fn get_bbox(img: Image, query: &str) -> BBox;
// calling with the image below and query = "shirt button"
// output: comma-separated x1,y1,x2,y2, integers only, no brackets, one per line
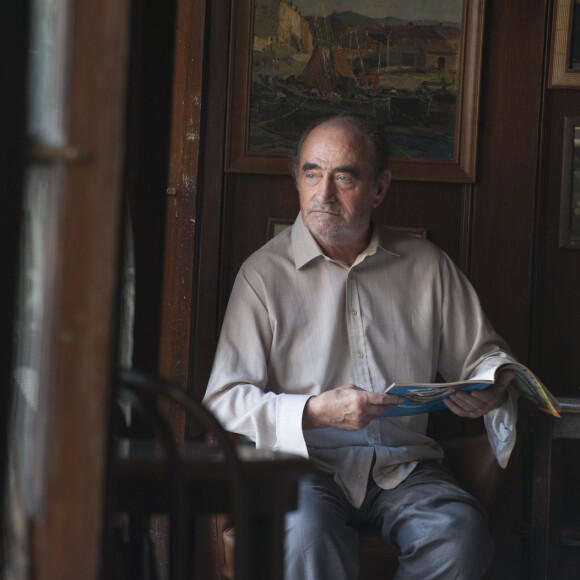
357,352,364,358
351,310,358,316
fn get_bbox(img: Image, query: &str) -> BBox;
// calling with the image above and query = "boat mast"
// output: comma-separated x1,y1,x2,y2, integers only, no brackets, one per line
354,28,364,73
320,0,333,45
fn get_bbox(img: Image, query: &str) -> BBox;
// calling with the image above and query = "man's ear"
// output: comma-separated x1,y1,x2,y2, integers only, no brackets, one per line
372,169,391,208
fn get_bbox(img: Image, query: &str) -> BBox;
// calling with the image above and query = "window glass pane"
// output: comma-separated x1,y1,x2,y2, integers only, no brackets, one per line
10,0,70,530
28,0,69,144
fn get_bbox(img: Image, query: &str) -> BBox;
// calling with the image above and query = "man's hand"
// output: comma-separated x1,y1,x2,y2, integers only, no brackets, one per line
302,385,404,430
444,370,515,418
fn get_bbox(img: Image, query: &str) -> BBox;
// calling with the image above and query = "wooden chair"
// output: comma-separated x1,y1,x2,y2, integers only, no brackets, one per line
106,370,248,580
208,433,504,580
108,370,311,580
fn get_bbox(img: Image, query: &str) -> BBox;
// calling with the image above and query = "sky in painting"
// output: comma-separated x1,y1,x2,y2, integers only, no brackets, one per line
291,0,463,23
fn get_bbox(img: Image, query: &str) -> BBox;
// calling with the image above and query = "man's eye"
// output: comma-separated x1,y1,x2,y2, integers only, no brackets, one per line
337,174,353,184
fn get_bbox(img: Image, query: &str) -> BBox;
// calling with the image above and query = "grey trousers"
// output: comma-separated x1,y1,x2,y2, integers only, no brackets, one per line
284,460,494,580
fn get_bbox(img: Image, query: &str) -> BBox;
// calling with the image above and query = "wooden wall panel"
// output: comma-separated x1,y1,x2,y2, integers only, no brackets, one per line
469,0,547,361
375,181,467,266
222,174,299,302
533,90,580,395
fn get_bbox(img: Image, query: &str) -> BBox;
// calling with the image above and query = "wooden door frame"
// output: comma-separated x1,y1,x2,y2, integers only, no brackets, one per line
159,0,225,423
3,0,131,577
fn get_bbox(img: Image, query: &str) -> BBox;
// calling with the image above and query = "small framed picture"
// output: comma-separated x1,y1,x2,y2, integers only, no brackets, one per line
549,0,580,88
559,116,580,249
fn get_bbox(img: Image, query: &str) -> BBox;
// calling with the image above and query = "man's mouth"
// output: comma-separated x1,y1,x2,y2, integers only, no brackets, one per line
310,208,340,216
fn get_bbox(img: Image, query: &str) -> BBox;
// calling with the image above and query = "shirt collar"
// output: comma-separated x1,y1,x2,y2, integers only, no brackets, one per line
291,213,400,270
291,213,324,269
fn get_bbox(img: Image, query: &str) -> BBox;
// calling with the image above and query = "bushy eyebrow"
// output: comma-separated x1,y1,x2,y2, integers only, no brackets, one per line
334,165,359,178
301,162,321,173
300,162,359,178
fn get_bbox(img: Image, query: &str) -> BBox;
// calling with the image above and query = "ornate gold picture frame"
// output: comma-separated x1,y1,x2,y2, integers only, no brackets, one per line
226,0,486,182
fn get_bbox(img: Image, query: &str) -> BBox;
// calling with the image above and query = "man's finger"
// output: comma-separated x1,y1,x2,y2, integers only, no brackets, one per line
496,370,516,386
366,392,404,406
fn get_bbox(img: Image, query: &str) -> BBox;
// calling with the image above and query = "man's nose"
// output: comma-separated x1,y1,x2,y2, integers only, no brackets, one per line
318,175,336,203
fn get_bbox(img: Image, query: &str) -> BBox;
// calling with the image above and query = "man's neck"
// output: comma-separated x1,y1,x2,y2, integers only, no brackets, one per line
313,230,371,267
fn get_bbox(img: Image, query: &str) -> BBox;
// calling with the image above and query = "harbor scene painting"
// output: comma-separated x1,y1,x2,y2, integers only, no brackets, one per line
247,0,464,161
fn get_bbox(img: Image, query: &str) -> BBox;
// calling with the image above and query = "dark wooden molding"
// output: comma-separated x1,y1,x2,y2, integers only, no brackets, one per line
459,183,475,275
158,0,208,423
0,1,30,563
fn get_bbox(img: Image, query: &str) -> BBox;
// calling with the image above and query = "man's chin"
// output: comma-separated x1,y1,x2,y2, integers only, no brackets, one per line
305,215,344,233
306,225,344,240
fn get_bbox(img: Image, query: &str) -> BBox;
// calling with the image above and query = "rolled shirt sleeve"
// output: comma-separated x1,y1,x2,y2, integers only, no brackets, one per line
484,385,518,468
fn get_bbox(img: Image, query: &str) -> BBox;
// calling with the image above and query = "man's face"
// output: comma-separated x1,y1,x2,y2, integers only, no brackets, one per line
296,122,390,248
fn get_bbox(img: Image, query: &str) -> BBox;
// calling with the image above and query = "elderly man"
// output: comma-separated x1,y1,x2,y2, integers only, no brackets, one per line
203,116,517,579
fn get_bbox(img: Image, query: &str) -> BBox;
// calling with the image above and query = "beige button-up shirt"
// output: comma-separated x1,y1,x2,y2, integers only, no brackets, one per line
204,214,517,507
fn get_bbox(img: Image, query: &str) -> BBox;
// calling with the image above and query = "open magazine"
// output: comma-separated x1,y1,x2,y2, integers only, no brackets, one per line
380,362,560,418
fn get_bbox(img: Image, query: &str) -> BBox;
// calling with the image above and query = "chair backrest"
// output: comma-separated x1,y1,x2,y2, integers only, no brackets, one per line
113,370,249,580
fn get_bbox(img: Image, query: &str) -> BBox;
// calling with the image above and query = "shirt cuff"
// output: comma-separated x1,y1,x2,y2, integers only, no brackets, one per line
274,393,312,457
483,387,518,468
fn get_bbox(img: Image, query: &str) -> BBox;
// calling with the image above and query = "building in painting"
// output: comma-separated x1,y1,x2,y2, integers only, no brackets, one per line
253,0,279,44
278,1,313,52
424,41,457,72
254,0,313,54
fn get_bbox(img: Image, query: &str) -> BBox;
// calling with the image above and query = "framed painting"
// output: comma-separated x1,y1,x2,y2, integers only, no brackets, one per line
225,0,486,182
549,0,580,88
559,116,580,249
